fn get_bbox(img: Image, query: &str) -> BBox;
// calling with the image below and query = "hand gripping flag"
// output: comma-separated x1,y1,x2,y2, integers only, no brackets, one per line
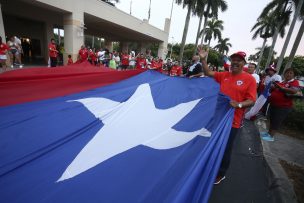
0,68,234,203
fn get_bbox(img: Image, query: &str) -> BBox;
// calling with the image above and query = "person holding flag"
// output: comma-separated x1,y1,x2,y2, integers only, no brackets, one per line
261,68,300,142
198,47,257,184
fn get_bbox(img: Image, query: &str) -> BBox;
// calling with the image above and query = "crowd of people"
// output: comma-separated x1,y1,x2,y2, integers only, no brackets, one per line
47,39,185,77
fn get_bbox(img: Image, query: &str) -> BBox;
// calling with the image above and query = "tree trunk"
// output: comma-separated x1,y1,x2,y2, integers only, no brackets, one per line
193,13,203,55
199,15,208,46
179,6,192,64
204,39,211,62
257,38,267,72
283,19,304,73
265,28,279,69
276,0,304,73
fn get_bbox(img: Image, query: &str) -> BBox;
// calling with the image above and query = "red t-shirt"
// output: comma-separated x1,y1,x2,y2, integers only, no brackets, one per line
67,58,73,65
136,58,147,69
121,54,129,66
170,65,182,76
269,79,300,108
48,43,57,58
79,49,88,62
89,50,96,61
0,43,8,55
151,61,163,72
214,71,257,128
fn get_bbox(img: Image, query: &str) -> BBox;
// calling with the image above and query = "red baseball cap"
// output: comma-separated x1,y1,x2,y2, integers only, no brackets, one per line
230,51,246,62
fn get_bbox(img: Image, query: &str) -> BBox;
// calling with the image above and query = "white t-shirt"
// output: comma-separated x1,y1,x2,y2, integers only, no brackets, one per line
97,51,105,60
264,74,282,85
251,73,260,84
114,56,120,63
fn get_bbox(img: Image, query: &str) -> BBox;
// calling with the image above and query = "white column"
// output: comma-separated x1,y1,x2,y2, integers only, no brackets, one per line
44,22,54,62
140,42,147,54
0,4,6,42
158,18,170,59
63,12,84,64
104,39,113,52
121,42,129,53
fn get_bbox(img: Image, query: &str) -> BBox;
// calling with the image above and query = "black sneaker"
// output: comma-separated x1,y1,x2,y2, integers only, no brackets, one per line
214,176,226,185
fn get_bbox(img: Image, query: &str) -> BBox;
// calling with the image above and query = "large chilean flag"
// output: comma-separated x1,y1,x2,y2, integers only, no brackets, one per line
0,64,233,203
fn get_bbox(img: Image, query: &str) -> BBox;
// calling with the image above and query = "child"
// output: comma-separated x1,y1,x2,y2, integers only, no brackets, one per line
67,54,73,65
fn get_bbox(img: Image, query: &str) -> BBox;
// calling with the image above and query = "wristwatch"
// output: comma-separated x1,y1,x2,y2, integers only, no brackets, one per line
238,103,243,108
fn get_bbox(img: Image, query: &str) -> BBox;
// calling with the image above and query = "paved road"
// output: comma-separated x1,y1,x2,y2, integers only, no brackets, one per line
209,120,276,203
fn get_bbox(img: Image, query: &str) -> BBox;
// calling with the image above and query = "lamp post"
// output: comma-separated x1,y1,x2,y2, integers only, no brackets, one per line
148,0,152,21
130,0,132,15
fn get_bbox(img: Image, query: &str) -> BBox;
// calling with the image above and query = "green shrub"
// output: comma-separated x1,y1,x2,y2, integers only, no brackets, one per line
283,99,304,132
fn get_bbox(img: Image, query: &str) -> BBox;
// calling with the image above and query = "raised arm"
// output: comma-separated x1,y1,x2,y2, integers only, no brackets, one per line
197,47,215,77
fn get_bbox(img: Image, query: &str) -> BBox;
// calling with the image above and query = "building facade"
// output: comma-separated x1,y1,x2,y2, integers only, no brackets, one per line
0,0,169,64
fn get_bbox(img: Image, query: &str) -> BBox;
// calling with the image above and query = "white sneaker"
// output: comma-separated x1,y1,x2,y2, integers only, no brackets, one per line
19,65,23,68
10,65,14,68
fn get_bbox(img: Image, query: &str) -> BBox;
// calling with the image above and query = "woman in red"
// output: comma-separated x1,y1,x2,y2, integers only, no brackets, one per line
261,68,300,141
135,53,147,69
170,61,182,76
0,36,9,71
121,52,129,70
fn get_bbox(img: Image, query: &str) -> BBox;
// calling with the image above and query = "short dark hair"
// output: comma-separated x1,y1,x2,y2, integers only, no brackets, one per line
284,68,297,76
68,54,72,58
51,38,55,41
249,63,257,69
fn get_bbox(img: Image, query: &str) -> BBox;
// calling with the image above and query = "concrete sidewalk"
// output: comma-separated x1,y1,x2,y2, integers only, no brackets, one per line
256,118,303,203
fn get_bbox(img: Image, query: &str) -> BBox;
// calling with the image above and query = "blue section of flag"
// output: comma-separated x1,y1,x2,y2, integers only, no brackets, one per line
262,81,272,97
0,71,233,203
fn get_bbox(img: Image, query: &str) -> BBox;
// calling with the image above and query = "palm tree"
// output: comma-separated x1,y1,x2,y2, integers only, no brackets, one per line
277,0,304,72
284,1,304,72
176,0,197,64
254,46,277,69
214,37,231,55
251,11,276,70
259,0,293,69
193,1,206,55
203,18,223,47
199,0,228,46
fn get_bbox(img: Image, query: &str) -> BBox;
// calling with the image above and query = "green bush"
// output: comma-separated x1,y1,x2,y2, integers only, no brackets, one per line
283,99,304,132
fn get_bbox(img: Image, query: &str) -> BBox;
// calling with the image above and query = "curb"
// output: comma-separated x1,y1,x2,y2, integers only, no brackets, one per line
255,119,297,203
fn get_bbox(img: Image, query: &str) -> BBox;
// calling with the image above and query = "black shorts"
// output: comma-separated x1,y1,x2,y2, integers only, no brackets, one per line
121,65,128,70
269,105,292,130
10,49,17,55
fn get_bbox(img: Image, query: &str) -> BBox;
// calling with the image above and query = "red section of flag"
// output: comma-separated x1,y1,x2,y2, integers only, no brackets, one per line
0,62,144,107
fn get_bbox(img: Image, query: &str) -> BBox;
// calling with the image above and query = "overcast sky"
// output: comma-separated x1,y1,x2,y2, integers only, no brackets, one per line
116,0,303,57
